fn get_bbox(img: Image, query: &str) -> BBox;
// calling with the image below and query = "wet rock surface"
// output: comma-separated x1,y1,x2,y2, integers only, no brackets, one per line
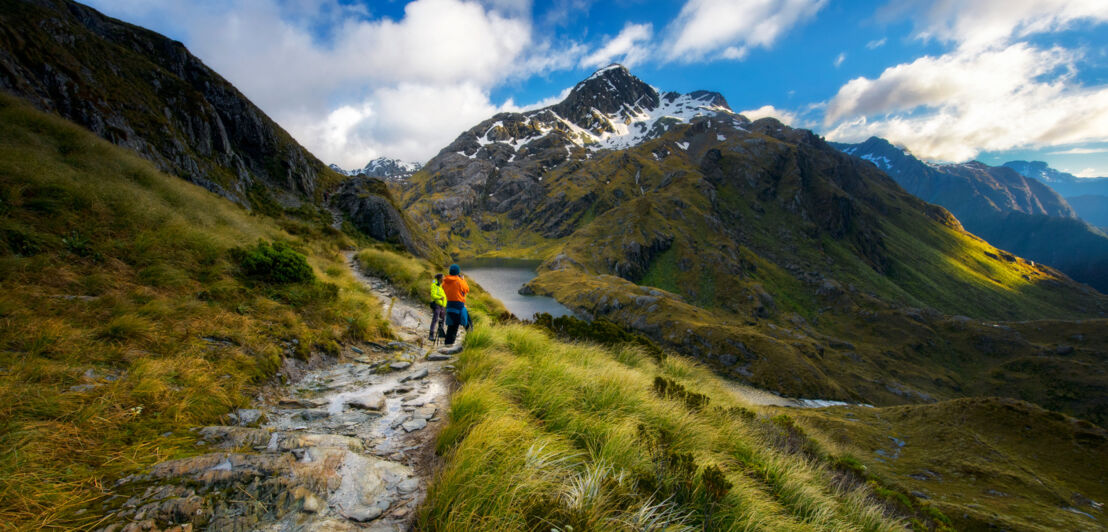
96,254,462,531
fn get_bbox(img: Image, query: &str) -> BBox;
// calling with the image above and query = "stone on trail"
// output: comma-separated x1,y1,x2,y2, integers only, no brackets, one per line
279,397,324,409
389,361,412,371
296,409,330,421
230,409,263,426
439,344,463,355
346,392,386,412
401,368,429,382
401,418,427,432
425,353,452,361
413,405,437,420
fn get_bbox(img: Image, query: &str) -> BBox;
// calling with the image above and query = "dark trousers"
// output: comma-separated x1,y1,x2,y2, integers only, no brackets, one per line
429,304,446,339
444,301,468,345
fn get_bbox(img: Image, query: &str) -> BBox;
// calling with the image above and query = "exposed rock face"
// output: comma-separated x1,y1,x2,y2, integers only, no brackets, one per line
0,0,337,209
329,177,437,259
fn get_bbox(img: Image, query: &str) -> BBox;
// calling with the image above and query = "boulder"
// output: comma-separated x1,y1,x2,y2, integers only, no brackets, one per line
346,392,386,412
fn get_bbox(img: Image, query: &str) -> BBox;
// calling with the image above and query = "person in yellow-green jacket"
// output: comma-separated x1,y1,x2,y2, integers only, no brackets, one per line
429,273,447,341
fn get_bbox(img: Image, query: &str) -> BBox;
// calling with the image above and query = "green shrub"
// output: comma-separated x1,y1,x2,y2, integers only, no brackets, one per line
533,313,665,360
232,240,314,284
652,375,710,410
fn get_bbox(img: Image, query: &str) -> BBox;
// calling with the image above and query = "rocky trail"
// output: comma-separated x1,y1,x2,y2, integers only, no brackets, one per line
98,255,462,531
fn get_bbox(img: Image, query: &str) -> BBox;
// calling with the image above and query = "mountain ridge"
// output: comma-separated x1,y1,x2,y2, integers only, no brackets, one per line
1005,159,1108,228
833,137,1108,292
329,157,423,181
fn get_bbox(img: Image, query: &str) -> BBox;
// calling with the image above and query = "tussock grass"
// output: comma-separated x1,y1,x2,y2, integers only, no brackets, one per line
355,246,508,321
0,94,389,527
420,322,911,531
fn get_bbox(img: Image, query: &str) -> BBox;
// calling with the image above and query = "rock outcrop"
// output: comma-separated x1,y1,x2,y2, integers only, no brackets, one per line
0,0,337,209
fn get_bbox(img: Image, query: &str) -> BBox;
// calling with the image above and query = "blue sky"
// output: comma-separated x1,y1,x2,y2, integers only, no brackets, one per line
85,0,1108,176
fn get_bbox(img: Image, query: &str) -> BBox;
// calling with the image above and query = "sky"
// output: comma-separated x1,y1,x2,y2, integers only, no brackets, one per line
84,0,1108,177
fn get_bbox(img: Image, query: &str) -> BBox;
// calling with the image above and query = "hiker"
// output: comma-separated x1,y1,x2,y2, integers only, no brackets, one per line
429,273,447,341
441,264,471,346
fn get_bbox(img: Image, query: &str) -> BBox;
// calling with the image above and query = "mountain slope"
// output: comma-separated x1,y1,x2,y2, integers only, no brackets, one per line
0,0,444,261
1004,160,1108,227
402,65,1108,423
834,138,1108,292
0,93,391,527
0,0,336,210
834,138,1075,220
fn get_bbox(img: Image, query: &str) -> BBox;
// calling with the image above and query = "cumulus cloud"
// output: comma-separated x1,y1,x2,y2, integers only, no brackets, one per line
740,104,799,126
823,43,1108,161
579,22,653,69
663,0,826,62
86,0,587,167
888,0,1108,49
1071,167,1106,177
1049,147,1108,155
821,1,1108,162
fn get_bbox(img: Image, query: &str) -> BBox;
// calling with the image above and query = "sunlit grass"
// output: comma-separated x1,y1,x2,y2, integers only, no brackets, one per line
419,321,912,531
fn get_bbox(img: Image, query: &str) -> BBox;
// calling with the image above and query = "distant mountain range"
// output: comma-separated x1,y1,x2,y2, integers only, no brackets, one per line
329,157,422,181
1003,160,1108,228
832,138,1108,292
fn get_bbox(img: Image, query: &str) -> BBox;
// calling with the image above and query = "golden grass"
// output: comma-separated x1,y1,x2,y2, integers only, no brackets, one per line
0,93,389,528
419,321,912,531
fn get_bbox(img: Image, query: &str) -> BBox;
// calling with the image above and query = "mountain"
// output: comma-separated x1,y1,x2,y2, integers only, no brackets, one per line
833,138,1108,292
0,0,439,259
1004,160,1108,227
833,138,1075,220
402,65,1108,425
329,157,423,181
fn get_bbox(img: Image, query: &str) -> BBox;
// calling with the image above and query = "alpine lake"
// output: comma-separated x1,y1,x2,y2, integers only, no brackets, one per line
457,258,574,320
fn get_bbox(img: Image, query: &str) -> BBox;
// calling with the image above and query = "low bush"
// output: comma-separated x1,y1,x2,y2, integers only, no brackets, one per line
232,240,314,284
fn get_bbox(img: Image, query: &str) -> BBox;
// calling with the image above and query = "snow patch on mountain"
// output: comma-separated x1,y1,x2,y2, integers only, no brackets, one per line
329,157,422,180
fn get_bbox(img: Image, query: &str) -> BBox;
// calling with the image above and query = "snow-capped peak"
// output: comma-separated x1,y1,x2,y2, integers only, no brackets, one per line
329,157,422,181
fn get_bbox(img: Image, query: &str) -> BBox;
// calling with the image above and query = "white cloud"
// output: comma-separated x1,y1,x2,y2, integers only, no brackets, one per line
1072,167,1106,177
891,0,1108,49
579,23,653,69
833,52,845,67
865,37,886,49
823,42,1108,161
663,0,827,62
85,0,588,168
740,104,799,126
1048,147,1108,155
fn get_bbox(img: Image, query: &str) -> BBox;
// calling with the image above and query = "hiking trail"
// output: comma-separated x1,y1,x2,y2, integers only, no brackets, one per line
97,253,462,531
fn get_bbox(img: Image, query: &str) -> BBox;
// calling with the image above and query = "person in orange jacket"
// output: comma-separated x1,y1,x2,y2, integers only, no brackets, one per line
441,264,471,346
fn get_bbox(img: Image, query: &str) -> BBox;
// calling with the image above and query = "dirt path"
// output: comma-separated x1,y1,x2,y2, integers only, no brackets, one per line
97,255,461,532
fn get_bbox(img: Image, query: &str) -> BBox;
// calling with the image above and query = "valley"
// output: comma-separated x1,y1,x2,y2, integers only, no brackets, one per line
2,0,1107,530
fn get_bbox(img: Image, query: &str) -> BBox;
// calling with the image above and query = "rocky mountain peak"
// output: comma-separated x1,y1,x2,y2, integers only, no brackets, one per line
551,64,661,130
330,157,422,181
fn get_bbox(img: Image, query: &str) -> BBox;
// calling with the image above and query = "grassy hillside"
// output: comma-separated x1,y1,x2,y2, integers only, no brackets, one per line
420,321,925,531
791,399,1108,531
0,94,391,528
413,314,1106,531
